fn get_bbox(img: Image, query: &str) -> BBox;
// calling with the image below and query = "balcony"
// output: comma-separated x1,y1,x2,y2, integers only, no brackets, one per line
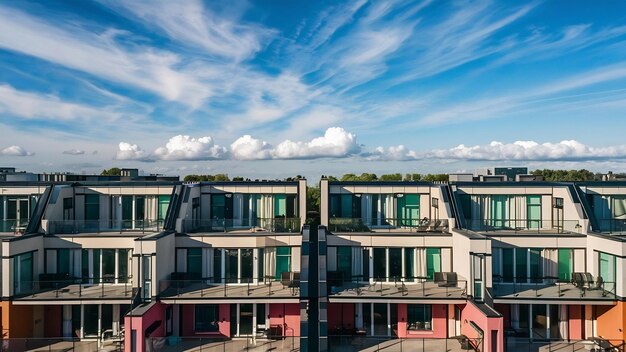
596,218,626,235
492,274,616,302
328,218,449,233
45,219,164,234
181,218,301,234
159,273,301,300
465,219,583,234
0,219,28,234
327,273,467,301
13,275,134,302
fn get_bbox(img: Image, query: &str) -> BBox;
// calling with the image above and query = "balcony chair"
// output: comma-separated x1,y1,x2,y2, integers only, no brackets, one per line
289,272,300,295
435,272,458,287
280,272,291,289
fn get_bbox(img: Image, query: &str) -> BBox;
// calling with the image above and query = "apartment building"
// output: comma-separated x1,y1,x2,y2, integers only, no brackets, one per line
1,177,625,352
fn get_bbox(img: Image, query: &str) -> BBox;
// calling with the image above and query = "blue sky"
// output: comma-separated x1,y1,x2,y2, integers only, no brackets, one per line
1,0,626,179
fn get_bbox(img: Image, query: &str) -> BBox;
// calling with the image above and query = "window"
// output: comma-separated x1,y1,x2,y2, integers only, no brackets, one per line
527,196,541,229
329,194,361,218
63,198,73,220
122,196,133,228
502,248,514,283
13,252,34,294
275,247,291,280
213,249,222,283
426,248,441,280
473,255,483,300
490,196,507,227
241,249,253,282
404,248,415,282
407,304,432,330
119,249,129,283
515,248,528,282
337,247,352,281
195,305,220,332
398,194,420,226
557,249,572,282
187,248,202,275
599,252,616,292
157,195,170,221
225,249,238,283
373,248,386,279
84,194,100,221
57,248,71,275
389,248,402,279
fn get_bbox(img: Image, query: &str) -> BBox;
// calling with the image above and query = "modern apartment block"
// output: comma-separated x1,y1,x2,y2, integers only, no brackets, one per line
1,176,625,351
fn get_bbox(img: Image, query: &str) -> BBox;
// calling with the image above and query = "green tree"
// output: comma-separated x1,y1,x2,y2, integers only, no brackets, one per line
100,167,122,176
379,173,402,181
421,174,449,182
404,173,422,181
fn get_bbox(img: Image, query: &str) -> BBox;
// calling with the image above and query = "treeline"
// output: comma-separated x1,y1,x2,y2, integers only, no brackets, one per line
331,173,449,182
183,174,305,182
530,169,605,182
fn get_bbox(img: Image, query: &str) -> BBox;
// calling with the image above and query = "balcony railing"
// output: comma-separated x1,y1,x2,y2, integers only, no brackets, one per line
0,219,28,233
596,218,626,234
13,275,133,299
46,219,164,234
465,219,582,234
146,336,483,352
328,218,449,233
182,218,301,233
492,275,616,300
159,273,301,298
327,274,468,299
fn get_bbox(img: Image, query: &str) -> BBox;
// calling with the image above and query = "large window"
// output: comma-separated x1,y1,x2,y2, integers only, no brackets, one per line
407,304,432,330
275,247,291,280
195,305,220,332
499,248,544,283
398,194,420,226
599,252,616,292
373,248,386,279
84,194,100,221
426,248,441,280
337,247,352,281
329,194,360,218
157,195,170,221
527,196,541,229
187,248,202,275
557,249,572,282
13,251,34,294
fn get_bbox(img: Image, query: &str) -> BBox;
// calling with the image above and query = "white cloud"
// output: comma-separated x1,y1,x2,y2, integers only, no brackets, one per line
153,135,227,161
0,84,117,121
371,140,626,162
115,142,149,161
98,0,274,62
0,6,210,107
1,145,34,156
272,127,360,159
230,135,272,160
62,149,86,155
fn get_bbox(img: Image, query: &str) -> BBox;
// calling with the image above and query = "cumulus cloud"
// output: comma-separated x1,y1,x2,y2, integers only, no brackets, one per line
228,127,362,160
153,135,227,161
115,142,150,161
1,145,34,156
230,135,272,160
272,127,361,159
370,140,626,162
62,149,85,155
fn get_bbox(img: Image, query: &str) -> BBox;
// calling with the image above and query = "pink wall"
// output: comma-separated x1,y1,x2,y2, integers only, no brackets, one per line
328,304,355,332
397,304,448,338
569,305,583,340
269,303,300,337
181,304,229,337
460,302,504,352
124,302,166,352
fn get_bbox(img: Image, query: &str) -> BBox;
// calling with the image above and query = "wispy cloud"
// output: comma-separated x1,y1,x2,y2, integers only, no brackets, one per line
62,149,86,155
0,5,210,107
97,0,275,62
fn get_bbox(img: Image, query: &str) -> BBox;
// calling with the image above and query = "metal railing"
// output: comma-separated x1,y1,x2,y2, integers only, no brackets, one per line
159,274,300,298
182,218,301,233
492,275,616,299
46,219,164,234
465,219,583,234
597,218,626,234
328,218,449,233
327,274,468,298
0,219,28,233
13,275,133,298
0,338,101,352
145,336,483,352
505,337,625,352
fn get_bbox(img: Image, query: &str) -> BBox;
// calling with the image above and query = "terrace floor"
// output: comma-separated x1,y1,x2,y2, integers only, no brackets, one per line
493,282,616,302
329,281,467,301
159,281,299,301
14,283,133,304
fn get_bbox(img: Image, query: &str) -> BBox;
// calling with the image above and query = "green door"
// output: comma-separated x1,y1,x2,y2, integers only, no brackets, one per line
557,249,572,282
426,248,441,280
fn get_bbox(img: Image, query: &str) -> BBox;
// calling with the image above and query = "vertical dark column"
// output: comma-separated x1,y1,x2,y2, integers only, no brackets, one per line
300,225,329,351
